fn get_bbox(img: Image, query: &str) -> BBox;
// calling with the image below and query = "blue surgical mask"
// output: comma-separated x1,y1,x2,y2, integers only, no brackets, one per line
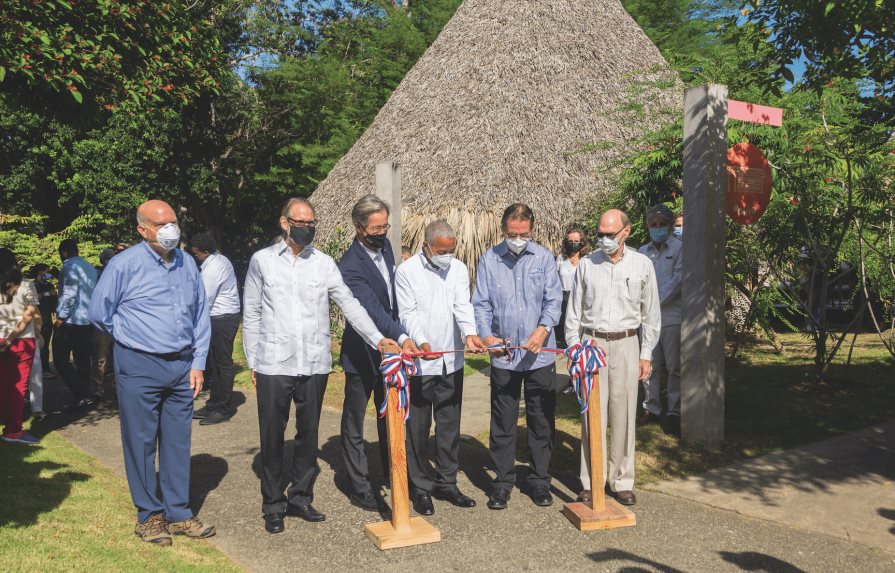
673,226,683,238
650,227,670,244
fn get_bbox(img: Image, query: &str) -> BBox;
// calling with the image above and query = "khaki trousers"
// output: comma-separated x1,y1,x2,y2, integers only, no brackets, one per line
579,334,639,492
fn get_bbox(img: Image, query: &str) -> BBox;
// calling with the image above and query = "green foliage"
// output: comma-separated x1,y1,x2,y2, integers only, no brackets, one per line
0,0,227,110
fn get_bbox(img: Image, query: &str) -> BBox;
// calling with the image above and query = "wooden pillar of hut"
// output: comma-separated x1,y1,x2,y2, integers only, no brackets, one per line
376,162,403,252
681,84,727,448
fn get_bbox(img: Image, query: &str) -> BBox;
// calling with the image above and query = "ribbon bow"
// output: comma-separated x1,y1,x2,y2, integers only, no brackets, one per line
564,340,608,413
486,338,516,363
378,352,416,422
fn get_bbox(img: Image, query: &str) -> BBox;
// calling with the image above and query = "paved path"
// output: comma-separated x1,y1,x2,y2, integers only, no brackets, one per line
46,382,894,573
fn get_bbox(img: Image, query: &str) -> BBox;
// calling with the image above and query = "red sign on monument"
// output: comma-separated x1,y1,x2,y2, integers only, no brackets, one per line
726,142,772,225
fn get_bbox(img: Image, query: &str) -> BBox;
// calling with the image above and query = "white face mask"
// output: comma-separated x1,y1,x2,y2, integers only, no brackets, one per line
598,236,620,255
506,237,528,254
425,244,453,270
673,226,683,238
155,223,181,253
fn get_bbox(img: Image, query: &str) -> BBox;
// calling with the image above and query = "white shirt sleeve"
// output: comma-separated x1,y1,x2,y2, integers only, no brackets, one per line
564,259,585,347
200,255,223,312
640,261,662,360
241,254,263,370
395,263,429,346
451,265,477,338
326,258,383,348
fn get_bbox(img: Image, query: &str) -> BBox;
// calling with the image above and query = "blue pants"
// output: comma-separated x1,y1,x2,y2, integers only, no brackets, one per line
114,343,194,524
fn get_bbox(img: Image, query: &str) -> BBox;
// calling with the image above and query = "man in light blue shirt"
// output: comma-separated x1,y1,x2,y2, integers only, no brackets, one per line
88,199,214,546
53,238,98,409
472,203,562,510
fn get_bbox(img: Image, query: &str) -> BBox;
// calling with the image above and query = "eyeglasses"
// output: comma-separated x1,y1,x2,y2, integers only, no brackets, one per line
505,233,532,240
365,224,391,234
595,228,625,239
287,217,318,228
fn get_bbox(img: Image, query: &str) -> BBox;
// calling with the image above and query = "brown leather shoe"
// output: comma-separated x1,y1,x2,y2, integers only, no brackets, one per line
576,490,592,503
167,516,216,539
614,490,637,505
134,513,172,546
636,412,660,426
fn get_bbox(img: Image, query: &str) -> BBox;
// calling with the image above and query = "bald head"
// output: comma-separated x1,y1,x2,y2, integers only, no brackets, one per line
598,209,630,232
136,200,176,226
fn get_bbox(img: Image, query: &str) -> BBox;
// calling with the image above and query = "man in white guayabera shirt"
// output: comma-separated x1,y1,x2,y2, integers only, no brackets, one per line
565,208,660,507
242,197,399,535
395,220,487,517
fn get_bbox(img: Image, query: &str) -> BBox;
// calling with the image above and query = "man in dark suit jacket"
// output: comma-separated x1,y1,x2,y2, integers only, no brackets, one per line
339,194,420,512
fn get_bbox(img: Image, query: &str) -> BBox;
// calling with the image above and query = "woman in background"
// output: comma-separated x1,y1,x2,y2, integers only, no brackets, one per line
555,223,589,348
0,249,40,444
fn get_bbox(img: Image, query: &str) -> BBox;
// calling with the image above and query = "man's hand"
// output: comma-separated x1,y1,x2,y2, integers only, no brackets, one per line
483,336,506,358
638,359,652,381
250,369,256,387
401,338,420,355
53,318,65,329
522,326,549,354
377,338,401,355
418,342,440,360
189,369,204,398
465,335,487,353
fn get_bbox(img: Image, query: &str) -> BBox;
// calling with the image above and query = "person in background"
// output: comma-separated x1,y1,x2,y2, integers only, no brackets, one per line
338,194,420,512
91,248,117,400
638,205,683,435
472,203,563,510
189,232,242,426
673,211,683,238
88,199,214,546
555,223,589,349
24,267,49,420
0,249,40,444
54,238,98,410
31,264,57,379
565,208,660,507
401,245,412,262
395,220,487,516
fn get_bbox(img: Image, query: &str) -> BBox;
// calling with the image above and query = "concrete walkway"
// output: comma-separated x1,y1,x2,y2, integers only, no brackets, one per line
43,381,894,573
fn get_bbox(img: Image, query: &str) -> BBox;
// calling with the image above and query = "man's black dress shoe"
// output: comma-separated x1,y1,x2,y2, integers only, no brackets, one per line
412,493,434,516
433,487,476,508
487,489,510,510
287,505,326,522
264,512,285,533
192,406,209,420
199,411,231,425
350,491,380,512
530,486,553,507
614,490,637,506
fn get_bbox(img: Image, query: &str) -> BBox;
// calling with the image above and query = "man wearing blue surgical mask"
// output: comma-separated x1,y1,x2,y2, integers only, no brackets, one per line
637,204,682,436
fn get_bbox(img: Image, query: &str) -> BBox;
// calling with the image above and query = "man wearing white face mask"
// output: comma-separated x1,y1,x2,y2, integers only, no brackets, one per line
89,199,214,546
565,208,660,507
395,220,487,516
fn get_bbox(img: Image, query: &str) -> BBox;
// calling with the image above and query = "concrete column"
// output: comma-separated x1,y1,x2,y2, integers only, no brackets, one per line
376,162,402,252
681,84,727,448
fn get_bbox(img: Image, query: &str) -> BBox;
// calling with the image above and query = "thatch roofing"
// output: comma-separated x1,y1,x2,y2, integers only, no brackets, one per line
310,0,679,267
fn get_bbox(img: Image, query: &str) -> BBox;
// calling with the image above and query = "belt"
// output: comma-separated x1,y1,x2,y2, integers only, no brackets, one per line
117,342,192,361
584,328,638,341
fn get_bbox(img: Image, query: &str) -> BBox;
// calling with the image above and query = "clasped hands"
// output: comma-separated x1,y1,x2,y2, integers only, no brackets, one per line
483,326,548,358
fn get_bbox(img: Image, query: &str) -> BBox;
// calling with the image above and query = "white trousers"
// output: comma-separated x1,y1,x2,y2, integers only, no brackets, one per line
642,324,682,417
29,349,43,413
579,335,639,492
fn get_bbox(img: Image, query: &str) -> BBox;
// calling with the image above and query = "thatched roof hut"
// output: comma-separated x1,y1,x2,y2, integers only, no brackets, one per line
310,0,679,267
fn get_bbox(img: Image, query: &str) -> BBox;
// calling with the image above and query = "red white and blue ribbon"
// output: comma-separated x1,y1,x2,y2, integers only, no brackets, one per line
563,340,607,413
485,338,516,363
378,352,416,422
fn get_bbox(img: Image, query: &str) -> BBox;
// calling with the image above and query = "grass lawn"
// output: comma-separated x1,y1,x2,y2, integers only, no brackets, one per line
0,425,242,573
492,332,895,486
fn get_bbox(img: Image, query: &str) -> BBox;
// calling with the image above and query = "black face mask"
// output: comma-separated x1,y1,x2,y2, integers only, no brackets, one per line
366,233,387,249
563,240,583,255
289,225,316,248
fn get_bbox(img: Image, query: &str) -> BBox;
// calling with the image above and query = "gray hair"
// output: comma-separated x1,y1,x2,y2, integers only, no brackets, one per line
424,219,456,245
351,194,390,227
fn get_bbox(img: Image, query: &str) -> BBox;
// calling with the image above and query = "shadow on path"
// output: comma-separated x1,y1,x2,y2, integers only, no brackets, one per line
719,551,808,573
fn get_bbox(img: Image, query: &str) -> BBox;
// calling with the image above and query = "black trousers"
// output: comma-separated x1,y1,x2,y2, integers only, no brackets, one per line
556,291,570,348
490,364,556,492
256,372,328,514
39,315,53,371
340,370,389,496
406,368,464,495
205,313,241,415
53,323,94,403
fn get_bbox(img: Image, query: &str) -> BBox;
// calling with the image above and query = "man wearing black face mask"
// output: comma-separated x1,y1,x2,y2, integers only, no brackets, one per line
189,232,241,425
338,194,421,513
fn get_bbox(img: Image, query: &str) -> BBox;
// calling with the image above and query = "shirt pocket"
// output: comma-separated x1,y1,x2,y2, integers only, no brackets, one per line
624,274,643,304
261,333,296,363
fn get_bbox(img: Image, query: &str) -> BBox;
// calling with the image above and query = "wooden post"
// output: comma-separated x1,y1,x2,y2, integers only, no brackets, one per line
364,387,441,550
681,84,727,448
562,373,636,530
375,162,402,252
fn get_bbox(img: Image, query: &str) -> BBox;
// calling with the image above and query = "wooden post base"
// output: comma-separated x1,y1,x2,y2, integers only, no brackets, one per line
364,516,442,550
562,498,636,531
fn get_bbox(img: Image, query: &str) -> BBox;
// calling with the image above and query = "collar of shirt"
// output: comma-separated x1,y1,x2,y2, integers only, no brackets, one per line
276,241,313,263
493,239,535,259
140,241,182,269
200,251,218,270
419,252,451,276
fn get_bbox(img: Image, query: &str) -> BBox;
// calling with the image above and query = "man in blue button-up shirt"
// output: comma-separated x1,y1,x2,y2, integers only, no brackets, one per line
472,203,562,510
88,199,214,546
53,238,98,408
